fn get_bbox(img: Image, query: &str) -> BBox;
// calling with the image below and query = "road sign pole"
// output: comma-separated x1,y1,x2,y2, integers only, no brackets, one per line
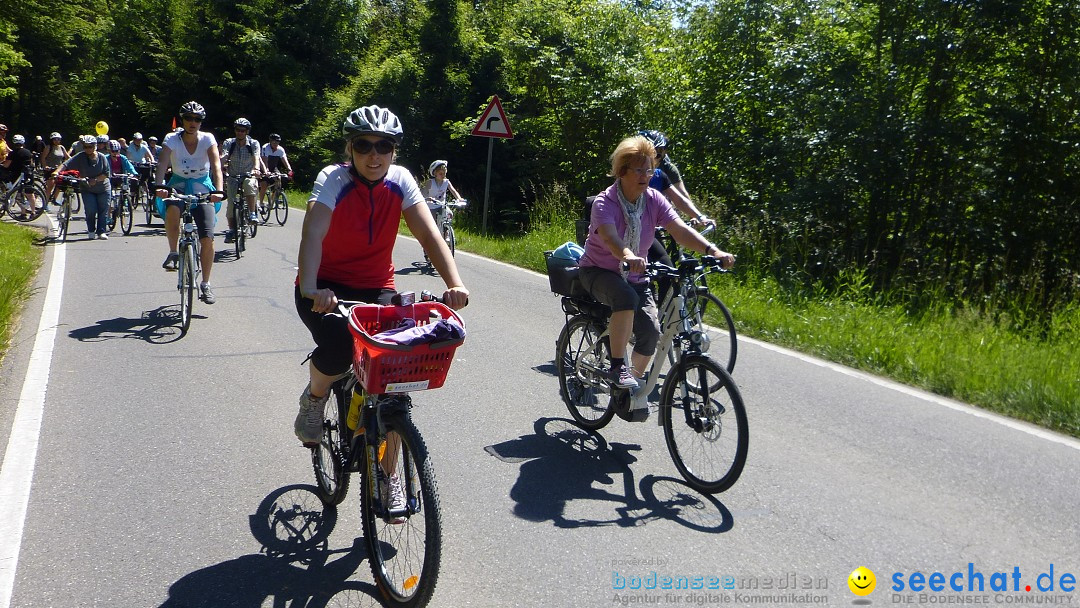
482,138,493,236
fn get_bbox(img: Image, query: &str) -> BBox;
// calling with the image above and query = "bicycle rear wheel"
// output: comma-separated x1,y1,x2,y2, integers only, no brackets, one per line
258,191,272,224
313,379,352,505
120,195,134,234
178,243,196,334
362,409,441,608
556,316,614,430
275,190,289,225
660,355,748,494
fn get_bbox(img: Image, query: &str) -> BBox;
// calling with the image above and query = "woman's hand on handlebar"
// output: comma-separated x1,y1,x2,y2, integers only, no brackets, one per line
622,253,647,275
304,287,340,314
441,286,470,310
209,192,224,203
707,247,735,270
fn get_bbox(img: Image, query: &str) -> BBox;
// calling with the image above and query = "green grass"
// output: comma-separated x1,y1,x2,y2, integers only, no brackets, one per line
412,222,1080,439
0,222,44,362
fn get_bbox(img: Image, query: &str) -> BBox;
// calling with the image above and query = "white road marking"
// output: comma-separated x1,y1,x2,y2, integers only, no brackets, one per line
0,233,65,608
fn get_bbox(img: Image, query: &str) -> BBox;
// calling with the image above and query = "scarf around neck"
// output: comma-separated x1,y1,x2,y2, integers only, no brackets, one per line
616,182,645,278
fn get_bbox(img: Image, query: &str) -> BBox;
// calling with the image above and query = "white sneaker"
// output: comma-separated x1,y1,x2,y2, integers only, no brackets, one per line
98,232,109,240
379,471,407,524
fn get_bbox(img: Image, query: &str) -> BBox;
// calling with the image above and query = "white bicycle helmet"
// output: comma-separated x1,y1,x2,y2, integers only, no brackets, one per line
429,160,448,175
343,105,403,144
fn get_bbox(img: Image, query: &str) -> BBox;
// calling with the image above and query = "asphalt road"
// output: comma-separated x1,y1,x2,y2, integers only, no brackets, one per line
1,206,1078,608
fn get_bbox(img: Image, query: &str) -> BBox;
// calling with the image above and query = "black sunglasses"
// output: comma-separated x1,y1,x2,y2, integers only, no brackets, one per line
182,115,203,122
352,139,395,155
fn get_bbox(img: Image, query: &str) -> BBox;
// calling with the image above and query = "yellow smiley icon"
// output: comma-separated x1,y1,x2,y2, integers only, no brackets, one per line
848,567,876,596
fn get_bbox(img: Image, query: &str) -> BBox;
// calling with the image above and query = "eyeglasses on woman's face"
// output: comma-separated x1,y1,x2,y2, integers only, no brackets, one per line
351,138,395,155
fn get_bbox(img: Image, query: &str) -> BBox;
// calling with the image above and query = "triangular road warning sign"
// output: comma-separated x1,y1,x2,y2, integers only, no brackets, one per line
471,95,514,139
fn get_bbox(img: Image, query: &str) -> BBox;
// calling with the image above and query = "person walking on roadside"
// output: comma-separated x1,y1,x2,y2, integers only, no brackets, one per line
57,134,111,239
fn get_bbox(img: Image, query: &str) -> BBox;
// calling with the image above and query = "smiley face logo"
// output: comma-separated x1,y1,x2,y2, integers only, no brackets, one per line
848,567,876,596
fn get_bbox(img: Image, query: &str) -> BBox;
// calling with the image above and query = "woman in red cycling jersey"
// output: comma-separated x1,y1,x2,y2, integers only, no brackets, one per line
294,105,470,445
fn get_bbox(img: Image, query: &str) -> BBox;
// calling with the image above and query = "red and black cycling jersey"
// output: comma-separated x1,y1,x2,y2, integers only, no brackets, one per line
306,163,424,290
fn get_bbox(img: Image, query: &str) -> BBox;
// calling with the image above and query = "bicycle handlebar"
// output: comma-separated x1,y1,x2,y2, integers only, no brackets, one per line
332,290,462,318
157,187,227,203
426,198,467,208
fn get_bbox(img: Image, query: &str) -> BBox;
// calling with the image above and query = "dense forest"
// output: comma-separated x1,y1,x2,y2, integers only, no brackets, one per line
4,0,1079,320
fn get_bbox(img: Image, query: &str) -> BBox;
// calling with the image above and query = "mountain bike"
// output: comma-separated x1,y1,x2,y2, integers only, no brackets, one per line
549,254,748,494
422,198,467,264
257,172,290,226
53,171,85,242
107,174,137,235
311,291,466,607
226,172,257,258
161,189,223,334
655,224,738,373
1,171,46,222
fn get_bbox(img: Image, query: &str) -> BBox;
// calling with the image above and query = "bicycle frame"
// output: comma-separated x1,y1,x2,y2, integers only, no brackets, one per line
568,263,704,414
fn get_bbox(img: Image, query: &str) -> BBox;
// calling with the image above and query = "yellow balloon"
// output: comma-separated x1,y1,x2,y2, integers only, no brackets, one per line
95,121,109,135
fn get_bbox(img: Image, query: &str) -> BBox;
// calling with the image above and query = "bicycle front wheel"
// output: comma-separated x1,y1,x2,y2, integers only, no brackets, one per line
178,243,196,334
556,316,614,430
275,190,289,225
144,187,156,226
362,409,441,608
442,225,455,257
660,355,748,494
233,205,245,258
70,191,81,213
120,196,134,235
11,187,46,222
313,379,351,505
57,200,71,241
685,290,738,374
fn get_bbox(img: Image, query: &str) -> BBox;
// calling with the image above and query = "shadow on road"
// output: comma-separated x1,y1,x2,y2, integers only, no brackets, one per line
398,261,437,276
485,417,733,532
68,306,192,344
158,484,382,608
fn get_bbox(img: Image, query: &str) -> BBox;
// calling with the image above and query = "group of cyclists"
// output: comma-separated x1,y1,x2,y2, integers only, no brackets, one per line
6,100,736,526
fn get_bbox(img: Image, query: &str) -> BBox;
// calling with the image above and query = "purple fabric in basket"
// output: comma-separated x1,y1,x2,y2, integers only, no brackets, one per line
372,318,465,345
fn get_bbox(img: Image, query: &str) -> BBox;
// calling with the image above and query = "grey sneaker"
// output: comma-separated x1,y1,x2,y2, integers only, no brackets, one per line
199,283,216,304
162,252,179,271
87,231,97,240
379,471,407,524
295,386,328,445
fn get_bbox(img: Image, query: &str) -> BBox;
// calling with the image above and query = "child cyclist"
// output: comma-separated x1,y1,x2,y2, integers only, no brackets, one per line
422,159,462,202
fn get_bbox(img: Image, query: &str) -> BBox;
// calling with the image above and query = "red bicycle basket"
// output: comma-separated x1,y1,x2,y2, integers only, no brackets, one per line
348,302,465,394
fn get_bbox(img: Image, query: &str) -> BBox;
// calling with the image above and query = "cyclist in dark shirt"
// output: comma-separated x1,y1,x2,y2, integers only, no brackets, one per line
1,135,41,214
